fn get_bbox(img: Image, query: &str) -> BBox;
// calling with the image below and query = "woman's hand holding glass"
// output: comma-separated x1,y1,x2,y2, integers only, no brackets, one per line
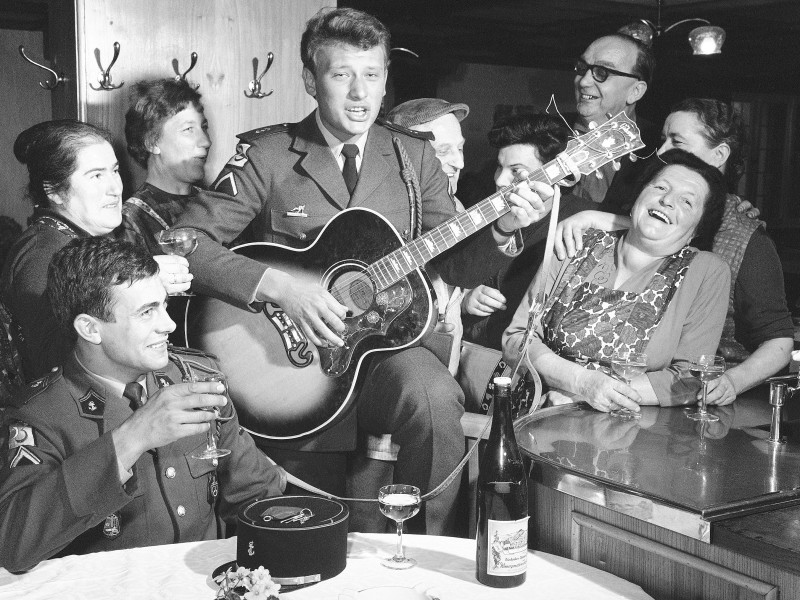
156,228,197,296
575,366,642,414
153,254,192,295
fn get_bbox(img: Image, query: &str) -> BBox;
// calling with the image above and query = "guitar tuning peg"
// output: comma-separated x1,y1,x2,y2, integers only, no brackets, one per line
588,120,598,131
612,160,621,171
629,154,638,162
595,170,604,180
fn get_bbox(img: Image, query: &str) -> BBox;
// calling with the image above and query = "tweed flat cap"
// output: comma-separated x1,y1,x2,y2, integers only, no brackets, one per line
386,98,470,128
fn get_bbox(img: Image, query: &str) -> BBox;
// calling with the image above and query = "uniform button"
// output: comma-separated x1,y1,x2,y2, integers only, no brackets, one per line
212,459,218,467
177,505,186,517
165,467,176,479
298,233,307,240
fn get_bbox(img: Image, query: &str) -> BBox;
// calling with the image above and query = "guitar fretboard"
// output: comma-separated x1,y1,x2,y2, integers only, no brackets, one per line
367,156,574,293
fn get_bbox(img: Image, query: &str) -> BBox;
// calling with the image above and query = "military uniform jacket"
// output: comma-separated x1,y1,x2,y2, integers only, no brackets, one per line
0,350,284,573
175,112,514,310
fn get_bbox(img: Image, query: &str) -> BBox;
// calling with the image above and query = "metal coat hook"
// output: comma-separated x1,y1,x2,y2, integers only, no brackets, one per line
244,52,275,98
90,42,124,91
174,52,199,88
18,45,67,90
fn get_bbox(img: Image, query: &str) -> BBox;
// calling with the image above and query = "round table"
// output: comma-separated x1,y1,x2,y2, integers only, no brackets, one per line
0,533,652,599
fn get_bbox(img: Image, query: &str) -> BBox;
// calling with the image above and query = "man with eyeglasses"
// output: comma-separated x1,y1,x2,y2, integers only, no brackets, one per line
570,33,655,211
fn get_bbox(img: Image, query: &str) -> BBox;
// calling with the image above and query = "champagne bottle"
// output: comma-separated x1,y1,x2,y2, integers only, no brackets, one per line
476,376,528,587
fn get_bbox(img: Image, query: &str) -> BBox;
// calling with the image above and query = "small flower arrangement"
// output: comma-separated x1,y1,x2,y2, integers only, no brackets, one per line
214,565,281,600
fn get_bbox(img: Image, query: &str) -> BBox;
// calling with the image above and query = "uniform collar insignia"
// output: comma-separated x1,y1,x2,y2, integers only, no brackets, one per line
154,372,174,389
78,388,105,420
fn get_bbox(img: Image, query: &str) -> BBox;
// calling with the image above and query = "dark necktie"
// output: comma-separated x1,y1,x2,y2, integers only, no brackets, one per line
341,144,360,197
123,382,145,411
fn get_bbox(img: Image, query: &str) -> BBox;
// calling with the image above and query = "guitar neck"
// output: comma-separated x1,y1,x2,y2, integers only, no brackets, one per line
367,156,574,292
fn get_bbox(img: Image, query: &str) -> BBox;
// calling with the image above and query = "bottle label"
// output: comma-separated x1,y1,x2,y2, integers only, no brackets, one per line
486,517,529,576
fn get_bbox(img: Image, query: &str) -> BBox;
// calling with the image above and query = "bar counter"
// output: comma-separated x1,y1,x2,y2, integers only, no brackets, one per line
515,385,800,599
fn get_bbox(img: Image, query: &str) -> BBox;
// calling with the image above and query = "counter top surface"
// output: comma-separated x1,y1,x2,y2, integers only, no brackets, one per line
515,388,800,532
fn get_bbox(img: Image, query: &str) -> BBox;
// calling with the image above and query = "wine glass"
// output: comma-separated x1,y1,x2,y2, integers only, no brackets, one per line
378,484,421,569
157,228,198,296
687,354,725,422
191,373,233,460
610,350,647,420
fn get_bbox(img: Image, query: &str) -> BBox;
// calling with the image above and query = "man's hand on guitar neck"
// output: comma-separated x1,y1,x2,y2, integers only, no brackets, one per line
492,180,555,242
257,268,348,348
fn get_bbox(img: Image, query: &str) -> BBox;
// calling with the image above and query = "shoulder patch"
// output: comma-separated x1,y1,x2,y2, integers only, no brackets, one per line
10,445,41,468
375,117,434,141
213,172,238,197
77,389,105,420
8,421,35,450
237,122,294,143
225,142,252,169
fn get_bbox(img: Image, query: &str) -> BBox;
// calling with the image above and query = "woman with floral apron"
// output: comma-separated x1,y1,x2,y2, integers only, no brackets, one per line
503,150,732,413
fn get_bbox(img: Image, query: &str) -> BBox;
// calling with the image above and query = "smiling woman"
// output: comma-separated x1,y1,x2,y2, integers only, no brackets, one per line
0,120,123,382
503,149,730,413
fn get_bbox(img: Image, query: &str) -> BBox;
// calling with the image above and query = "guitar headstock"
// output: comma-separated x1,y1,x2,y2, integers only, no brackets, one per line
564,112,646,177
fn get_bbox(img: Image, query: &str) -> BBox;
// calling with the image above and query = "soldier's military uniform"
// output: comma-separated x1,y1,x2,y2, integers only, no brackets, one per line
0,348,285,573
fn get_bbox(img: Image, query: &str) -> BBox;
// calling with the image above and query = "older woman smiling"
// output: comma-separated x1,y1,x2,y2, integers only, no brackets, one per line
503,149,730,413
1,120,190,381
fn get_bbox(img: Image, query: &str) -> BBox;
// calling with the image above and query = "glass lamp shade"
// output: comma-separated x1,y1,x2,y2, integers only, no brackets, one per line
619,21,655,47
688,25,725,55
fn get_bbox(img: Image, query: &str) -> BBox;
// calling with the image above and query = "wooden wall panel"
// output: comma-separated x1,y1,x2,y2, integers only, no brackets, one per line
0,29,53,227
73,0,332,194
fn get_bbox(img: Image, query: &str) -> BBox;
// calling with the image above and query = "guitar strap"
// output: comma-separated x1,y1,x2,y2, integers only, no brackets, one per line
391,136,422,241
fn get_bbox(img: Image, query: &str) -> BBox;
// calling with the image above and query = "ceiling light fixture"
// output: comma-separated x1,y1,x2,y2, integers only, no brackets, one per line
620,0,725,55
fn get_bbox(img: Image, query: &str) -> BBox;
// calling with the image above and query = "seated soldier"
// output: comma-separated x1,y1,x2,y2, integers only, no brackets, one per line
0,237,284,573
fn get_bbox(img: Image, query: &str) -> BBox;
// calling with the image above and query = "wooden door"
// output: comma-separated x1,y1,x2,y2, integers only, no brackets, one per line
73,0,332,193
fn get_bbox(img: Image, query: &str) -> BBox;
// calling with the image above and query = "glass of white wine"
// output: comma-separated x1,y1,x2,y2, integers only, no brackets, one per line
610,350,647,420
157,228,198,296
687,354,725,422
191,373,233,460
378,484,421,569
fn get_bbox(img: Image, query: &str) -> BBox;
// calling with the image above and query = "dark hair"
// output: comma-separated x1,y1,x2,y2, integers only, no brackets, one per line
633,149,726,251
669,97,745,190
125,78,204,168
487,113,570,163
14,120,114,208
47,237,159,338
604,33,655,85
301,7,390,74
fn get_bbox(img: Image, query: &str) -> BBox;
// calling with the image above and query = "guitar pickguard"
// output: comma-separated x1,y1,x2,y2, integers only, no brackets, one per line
263,302,314,368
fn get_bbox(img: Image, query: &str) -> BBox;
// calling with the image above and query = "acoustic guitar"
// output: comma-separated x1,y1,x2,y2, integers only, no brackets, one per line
186,112,644,440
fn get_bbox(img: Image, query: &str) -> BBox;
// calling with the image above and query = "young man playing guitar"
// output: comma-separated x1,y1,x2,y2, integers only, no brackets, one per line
175,7,550,534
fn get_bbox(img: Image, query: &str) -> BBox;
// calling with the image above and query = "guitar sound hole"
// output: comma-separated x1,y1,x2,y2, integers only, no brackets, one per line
330,271,374,316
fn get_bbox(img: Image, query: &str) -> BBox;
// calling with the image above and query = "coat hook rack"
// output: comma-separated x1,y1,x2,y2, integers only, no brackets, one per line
18,45,67,90
244,52,275,98
90,42,124,91
174,52,199,88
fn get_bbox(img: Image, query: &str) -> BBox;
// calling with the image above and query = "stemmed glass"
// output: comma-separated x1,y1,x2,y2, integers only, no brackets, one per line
157,228,198,296
190,373,233,460
687,354,725,422
610,350,647,420
378,484,421,569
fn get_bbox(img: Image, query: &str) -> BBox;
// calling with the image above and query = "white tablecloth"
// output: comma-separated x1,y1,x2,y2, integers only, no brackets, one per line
0,533,653,600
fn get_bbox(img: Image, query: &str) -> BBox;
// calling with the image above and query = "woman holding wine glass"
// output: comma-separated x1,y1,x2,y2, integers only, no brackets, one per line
503,150,731,414
0,120,191,381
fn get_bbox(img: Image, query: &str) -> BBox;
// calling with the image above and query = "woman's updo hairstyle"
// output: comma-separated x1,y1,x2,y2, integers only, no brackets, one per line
14,119,114,208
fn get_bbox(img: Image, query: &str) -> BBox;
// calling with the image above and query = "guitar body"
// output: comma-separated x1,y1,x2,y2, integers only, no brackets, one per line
186,208,436,440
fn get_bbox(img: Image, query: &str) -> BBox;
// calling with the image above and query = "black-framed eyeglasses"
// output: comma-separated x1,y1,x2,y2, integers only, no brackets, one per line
574,58,640,83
